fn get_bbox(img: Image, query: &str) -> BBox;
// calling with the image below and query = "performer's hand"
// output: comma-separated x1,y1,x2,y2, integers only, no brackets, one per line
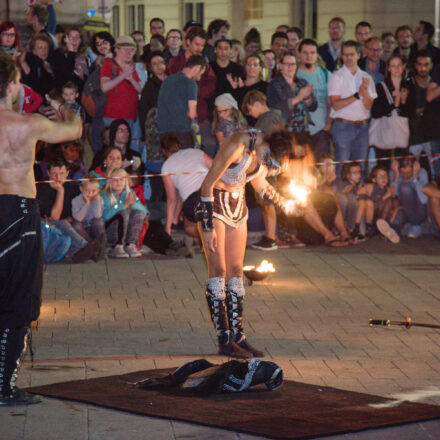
202,230,217,253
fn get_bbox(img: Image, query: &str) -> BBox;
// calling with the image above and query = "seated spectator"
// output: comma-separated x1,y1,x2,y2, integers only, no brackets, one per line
37,157,100,263
334,161,363,233
161,134,212,255
212,93,246,145
390,155,428,238
71,175,106,261
355,165,401,243
101,168,148,258
422,176,440,238
58,140,86,181
316,156,337,194
90,146,124,187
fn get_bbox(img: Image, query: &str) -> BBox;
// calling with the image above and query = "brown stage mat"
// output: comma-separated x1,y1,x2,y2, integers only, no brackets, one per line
26,367,440,439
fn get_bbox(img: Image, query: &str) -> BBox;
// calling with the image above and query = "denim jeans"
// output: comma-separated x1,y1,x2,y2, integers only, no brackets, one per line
397,182,427,226
331,120,369,177
72,218,106,242
49,219,87,256
430,138,440,178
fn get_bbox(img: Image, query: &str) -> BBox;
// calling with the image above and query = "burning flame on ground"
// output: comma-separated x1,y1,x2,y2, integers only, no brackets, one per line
244,260,275,273
289,181,309,205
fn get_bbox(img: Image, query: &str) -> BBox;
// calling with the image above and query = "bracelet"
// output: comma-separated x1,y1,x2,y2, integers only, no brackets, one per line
200,196,214,202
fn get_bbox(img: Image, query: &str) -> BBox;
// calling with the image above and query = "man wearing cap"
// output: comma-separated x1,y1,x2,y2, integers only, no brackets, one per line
100,36,142,135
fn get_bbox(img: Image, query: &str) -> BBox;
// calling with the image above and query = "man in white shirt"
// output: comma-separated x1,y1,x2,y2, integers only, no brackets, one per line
328,40,377,176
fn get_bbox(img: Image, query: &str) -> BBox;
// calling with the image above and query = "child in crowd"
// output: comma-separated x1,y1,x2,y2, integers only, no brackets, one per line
354,165,401,243
212,93,246,144
62,81,86,137
334,161,363,233
101,168,148,258
58,140,86,181
71,175,107,261
90,146,124,187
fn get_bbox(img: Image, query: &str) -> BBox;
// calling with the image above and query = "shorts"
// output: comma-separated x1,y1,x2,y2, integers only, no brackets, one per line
0,195,43,328
213,188,248,228
183,191,199,223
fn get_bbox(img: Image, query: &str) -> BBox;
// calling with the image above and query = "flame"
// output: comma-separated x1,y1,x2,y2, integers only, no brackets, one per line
289,181,309,205
244,260,275,273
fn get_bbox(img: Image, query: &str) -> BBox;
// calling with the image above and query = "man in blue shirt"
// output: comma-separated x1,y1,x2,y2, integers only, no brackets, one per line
358,37,386,85
157,55,206,149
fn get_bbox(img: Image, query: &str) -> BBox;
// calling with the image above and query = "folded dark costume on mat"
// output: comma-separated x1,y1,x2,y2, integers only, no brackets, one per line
133,359,283,395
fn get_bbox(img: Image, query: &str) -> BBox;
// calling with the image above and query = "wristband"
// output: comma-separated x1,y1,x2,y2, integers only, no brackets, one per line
353,92,360,100
200,196,214,202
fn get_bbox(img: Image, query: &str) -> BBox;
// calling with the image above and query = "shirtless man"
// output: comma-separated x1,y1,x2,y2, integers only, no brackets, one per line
0,55,82,406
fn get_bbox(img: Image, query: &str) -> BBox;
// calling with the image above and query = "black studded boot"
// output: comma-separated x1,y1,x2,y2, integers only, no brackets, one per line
0,327,41,406
205,277,252,359
225,277,265,358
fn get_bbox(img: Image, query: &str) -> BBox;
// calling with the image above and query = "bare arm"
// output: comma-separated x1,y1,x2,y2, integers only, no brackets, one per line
330,94,358,111
187,100,197,120
29,106,82,145
426,82,440,103
50,184,65,221
162,175,178,235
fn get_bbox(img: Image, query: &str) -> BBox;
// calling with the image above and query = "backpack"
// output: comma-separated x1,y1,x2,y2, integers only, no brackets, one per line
81,60,116,119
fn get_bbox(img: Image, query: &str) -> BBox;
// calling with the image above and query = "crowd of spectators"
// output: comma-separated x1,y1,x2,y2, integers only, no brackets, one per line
2,2,440,261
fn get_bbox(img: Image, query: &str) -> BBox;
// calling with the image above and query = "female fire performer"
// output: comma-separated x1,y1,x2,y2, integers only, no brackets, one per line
196,130,301,359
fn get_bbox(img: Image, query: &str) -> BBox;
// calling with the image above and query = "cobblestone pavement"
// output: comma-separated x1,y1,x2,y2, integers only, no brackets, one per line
2,236,440,439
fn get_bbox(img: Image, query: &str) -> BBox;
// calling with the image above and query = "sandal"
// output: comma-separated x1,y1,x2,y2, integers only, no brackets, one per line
325,238,349,247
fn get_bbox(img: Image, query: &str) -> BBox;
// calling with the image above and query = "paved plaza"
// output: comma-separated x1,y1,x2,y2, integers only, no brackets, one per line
2,236,440,439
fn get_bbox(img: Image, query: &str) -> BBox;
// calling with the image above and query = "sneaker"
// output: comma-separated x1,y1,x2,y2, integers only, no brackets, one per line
111,244,129,258
125,243,142,258
376,219,400,244
407,225,422,239
352,233,367,243
251,236,278,251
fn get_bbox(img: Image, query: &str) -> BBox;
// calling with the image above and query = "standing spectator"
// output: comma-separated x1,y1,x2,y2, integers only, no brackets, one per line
0,20,20,59
243,28,261,56
267,51,317,134
359,36,386,85
426,63,440,178
89,31,115,69
391,155,428,238
297,39,332,159
157,55,206,148
318,16,346,72
131,30,145,61
270,31,288,64
168,27,217,151
141,17,165,62
164,29,183,62
204,19,230,63
139,51,166,140
37,157,99,263
262,49,276,82
52,27,89,92
328,40,376,176
210,38,245,98
230,53,267,125
354,21,372,56
411,21,440,68
409,51,434,177
393,25,413,62
149,34,166,53
20,33,55,98
230,39,245,65
25,3,57,49
100,35,142,148
371,54,415,167
287,27,302,55
381,32,396,62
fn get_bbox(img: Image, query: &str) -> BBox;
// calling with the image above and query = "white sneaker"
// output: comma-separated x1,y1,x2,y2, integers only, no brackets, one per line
376,219,400,244
112,244,129,258
125,243,142,257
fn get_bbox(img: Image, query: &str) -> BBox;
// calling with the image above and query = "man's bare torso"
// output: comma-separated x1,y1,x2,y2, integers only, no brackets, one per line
0,108,37,199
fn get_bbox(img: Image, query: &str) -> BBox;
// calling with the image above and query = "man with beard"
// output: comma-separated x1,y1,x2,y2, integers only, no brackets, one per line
297,39,332,160
318,17,346,72
393,25,413,63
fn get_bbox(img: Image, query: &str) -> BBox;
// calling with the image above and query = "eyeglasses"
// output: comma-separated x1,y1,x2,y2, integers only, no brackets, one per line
246,63,260,68
282,62,296,67
96,40,109,47
68,36,81,41
1,32,15,38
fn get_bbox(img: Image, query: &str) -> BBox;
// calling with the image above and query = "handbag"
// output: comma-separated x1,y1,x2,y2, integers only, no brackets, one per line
368,81,409,150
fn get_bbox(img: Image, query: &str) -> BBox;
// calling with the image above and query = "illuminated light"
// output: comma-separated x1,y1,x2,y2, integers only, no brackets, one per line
289,181,309,205
244,260,275,273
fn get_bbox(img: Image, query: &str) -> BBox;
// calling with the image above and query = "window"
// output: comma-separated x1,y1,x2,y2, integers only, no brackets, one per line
128,5,136,34
184,2,204,27
245,0,263,20
112,6,120,38
138,5,145,33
